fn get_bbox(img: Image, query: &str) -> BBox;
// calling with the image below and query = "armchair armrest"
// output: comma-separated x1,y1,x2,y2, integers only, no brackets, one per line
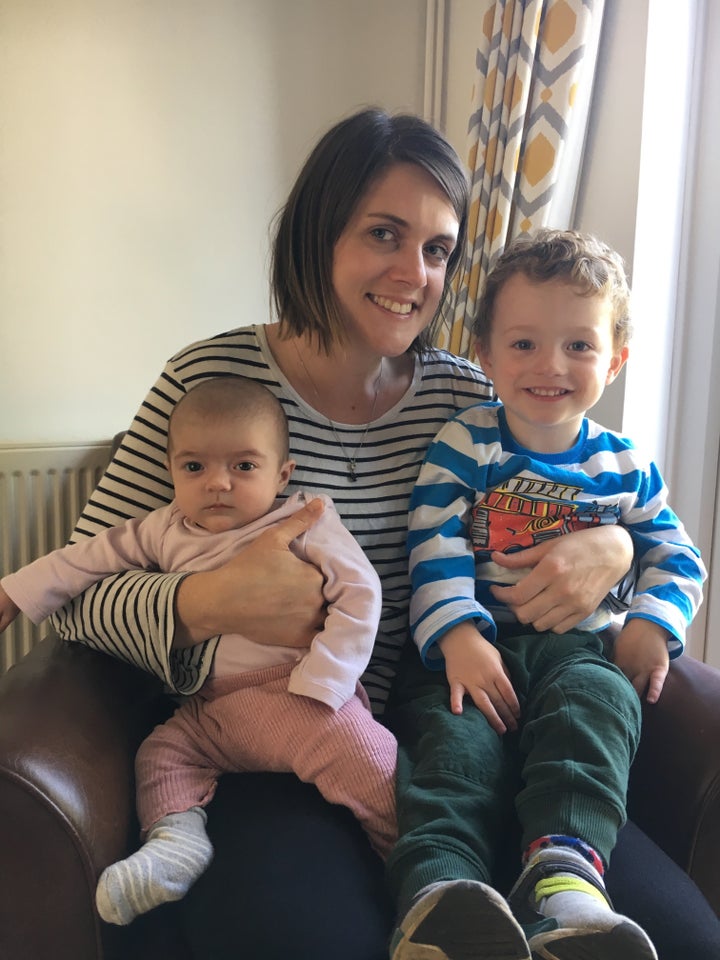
628,653,720,915
0,635,169,960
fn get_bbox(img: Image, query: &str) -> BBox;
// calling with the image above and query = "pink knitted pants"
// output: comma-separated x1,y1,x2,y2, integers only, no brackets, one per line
135,662,398,857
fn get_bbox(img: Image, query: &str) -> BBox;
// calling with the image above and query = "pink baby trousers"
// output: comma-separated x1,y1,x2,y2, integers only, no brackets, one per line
135,662,398,858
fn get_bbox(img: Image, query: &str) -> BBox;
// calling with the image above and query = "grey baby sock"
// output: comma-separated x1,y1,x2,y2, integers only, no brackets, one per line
95,806,214,925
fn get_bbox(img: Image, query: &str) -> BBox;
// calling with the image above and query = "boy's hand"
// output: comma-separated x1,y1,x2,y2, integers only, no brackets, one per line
0,585,20,633
612,619,670,703
439,622,520,734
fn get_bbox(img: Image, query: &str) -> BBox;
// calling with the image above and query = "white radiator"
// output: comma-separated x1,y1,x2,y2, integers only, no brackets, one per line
0,442,113,673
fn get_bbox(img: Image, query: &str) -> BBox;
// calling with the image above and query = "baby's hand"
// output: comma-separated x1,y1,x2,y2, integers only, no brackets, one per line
439,622,520,734
0,584,20,633
612,619,670,703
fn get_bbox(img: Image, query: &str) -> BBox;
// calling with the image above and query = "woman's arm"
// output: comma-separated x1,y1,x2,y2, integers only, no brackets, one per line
174,501,326,648
50,349,325,693
489,523,634,633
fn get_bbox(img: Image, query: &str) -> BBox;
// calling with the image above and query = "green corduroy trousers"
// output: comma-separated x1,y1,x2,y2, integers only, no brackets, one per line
385,628,642,913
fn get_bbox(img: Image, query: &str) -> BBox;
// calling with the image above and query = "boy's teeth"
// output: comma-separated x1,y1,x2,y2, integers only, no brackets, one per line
371,295,412,315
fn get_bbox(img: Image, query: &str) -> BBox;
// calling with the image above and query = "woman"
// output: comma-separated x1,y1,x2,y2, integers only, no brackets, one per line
53,108,719,959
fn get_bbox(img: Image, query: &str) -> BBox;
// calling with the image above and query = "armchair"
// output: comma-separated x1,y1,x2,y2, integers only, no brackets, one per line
0,634,719,960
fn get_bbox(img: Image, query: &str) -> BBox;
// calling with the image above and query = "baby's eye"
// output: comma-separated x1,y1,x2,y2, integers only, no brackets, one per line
183,461,203,473
512,339,533,351
235,461,256,472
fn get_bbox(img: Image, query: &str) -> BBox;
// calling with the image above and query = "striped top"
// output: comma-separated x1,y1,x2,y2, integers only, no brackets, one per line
408,401,706,666
51,324,492,715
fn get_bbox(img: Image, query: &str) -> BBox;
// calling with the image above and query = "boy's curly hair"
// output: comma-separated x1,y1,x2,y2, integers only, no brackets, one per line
473,229,632,351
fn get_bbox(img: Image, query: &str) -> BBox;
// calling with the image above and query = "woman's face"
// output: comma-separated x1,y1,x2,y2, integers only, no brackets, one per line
331,162,460,359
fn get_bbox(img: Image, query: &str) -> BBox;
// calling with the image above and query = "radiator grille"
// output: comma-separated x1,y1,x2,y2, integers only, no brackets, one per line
0,443,113,672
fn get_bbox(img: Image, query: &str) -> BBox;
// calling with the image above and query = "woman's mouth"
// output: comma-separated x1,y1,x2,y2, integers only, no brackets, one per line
368,294,415,315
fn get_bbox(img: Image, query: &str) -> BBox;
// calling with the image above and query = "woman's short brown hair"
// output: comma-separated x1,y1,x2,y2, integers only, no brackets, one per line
271,107,469,355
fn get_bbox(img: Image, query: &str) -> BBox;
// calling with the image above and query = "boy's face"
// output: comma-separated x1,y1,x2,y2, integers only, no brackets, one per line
167,412,294,533
476,274,628,453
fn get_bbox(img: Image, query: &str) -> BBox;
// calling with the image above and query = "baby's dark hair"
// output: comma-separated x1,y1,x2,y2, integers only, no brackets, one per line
168,377,289,460
473,229,632,351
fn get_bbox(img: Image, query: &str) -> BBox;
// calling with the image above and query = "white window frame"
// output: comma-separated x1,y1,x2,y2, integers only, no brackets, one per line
626,0,720,664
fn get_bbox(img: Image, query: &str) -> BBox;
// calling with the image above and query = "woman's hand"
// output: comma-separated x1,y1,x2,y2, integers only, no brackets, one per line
174,499,327,649
489,524,633,634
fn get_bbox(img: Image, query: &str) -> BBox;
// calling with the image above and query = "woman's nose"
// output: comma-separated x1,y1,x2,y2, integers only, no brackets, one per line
388,245,427,287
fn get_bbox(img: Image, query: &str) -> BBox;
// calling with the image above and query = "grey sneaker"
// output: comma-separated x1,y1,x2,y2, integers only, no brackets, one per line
390,879,531,960
528,923,658,960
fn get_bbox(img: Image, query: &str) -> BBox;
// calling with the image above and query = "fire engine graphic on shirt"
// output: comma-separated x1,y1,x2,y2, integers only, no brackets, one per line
470,476,620,561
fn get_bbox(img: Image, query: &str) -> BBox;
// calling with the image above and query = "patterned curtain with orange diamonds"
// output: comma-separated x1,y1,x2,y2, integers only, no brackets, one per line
439,0,605,359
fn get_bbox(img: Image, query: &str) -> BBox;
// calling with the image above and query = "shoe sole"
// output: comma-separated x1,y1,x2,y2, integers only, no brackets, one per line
530,921,658,960
394,881,531,960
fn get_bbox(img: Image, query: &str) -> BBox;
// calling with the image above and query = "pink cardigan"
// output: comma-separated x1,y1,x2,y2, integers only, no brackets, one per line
2,492,382,710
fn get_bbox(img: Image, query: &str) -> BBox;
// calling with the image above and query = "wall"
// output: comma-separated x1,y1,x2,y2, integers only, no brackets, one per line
0,0,426,443
0,0,646,445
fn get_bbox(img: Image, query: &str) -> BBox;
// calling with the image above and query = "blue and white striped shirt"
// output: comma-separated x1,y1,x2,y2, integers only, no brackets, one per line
408,401,706,666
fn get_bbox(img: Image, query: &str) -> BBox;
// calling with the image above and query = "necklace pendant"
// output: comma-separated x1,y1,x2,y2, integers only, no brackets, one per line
347,461,357,481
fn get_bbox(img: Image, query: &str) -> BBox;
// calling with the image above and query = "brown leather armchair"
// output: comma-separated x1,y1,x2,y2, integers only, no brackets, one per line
1,635,719,960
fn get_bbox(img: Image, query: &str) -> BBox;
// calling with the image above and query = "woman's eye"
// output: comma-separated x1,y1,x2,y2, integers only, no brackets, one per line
370,227,394,242
425,243,450,262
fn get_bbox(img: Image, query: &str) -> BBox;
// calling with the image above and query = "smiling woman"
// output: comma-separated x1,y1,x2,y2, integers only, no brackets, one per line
42,107,493,960
275,162,461,426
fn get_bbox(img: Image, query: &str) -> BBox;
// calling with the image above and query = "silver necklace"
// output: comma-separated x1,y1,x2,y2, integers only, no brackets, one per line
293,341,383,482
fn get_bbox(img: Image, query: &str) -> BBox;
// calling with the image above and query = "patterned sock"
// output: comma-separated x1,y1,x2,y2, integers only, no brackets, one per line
523,841,615,929
511,842,657,959
95,807,213,925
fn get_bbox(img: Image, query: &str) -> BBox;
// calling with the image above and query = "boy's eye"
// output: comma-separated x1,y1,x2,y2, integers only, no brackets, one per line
569,341,591,352
513,339,533,351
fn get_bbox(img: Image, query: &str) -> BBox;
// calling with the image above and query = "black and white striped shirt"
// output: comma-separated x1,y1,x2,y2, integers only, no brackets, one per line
52,324,492,715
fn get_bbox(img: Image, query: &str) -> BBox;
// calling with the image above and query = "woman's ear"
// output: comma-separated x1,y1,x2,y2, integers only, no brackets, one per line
606,345,629,385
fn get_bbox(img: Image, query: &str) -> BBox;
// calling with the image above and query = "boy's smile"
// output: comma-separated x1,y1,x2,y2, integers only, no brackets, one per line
477,274,628,453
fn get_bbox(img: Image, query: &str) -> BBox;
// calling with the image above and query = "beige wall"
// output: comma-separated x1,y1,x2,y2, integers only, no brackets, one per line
0,0,646,443
0,0,426,443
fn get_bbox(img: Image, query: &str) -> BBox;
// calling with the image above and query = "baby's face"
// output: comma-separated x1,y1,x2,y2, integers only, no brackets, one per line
167,413,294,533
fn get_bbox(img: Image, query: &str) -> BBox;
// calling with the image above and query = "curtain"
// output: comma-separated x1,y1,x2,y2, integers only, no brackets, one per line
439,0,605,359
